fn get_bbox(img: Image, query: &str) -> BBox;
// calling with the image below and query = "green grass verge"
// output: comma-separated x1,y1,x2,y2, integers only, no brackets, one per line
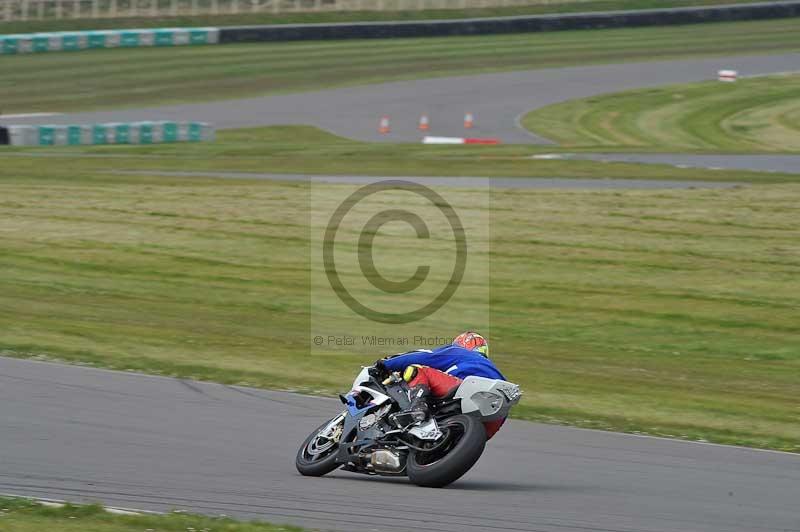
1,126,799,452
2,125,799,182
521,73,800,152
1,18,799,113
0,0,780,34
0,497,304,531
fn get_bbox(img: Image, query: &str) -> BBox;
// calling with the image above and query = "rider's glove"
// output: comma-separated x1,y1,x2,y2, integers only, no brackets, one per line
371,359,388,379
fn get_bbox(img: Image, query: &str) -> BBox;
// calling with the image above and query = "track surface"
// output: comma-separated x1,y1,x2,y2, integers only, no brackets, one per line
574,154,800,174
114,170,740,188
1,357,798,532
6,53,800,147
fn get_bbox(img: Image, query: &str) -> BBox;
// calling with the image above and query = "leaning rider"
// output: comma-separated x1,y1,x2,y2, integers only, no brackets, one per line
375,332,507,439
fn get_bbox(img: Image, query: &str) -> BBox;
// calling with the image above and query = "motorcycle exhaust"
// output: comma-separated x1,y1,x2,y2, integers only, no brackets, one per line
369,449,405,474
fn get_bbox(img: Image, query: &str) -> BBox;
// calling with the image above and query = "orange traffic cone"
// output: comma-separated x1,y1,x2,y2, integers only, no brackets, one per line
418,114,430,131
464,112,474,129
378,115,391,134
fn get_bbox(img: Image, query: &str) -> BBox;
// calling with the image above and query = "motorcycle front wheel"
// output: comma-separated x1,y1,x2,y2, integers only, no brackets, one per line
407,414,486,488
295,412,346,477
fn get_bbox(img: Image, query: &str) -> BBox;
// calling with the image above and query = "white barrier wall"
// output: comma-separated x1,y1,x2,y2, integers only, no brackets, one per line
7,121,215,146
0,27,219,54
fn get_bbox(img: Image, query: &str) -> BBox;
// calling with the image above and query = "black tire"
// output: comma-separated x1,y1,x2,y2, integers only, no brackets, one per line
295,414,345,477
407,414,486,488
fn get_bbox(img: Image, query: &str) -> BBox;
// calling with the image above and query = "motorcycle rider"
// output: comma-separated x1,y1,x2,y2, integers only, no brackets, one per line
375,332,507,439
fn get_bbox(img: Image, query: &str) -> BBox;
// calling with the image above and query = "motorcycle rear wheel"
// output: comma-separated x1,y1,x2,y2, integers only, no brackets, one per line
407,414,486,488
295,413,345,477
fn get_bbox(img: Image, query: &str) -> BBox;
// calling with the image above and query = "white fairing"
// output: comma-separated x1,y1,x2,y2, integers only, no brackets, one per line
350,368,391,406
454,376,522,421
352,367,371,389
352,385,391,406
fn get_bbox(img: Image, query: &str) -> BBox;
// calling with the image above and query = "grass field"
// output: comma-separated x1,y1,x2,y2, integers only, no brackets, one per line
0,0,776,34
0,497,303,532
1,18,799,113
2,125,799,182
1,127,799,452
521,74,800,152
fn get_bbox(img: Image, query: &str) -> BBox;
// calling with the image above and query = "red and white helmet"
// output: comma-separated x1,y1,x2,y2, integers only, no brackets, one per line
453,331,489,358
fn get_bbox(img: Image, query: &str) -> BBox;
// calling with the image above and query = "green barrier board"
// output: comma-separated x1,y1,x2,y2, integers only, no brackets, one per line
3,37,18,54
88,32,106,48
1,27,218,55
38,126,55,146
154,30,174,46
162,122,178,142
188,123,202,142
67,126,82,145
7,122,211,146
114,124,130,144
139,123,153,144
61,34,80,51
120,31,140,47
92,125,107,144
189,29,210,44
32,35,50,52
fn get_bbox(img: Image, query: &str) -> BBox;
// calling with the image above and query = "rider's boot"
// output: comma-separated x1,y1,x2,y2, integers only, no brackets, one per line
391,385,430,428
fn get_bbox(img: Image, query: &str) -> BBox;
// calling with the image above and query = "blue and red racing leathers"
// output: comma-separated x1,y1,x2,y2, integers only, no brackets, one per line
382,344,508,438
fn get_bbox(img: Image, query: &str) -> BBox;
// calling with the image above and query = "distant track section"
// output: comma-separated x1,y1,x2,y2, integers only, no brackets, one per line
219,1,800,43
8,53,798,144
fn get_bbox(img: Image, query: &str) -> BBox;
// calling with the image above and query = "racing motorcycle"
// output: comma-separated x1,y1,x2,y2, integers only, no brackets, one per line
295,366,521,487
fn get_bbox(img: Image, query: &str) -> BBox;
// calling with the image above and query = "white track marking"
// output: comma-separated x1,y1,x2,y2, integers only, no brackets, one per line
0,493,161,515
530,153,567,160
741,70,800,79
0,113,62,119
105,507,145,515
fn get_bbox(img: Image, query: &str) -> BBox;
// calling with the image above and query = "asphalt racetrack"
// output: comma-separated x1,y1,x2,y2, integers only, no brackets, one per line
1,357,799,532
7,52,800,148
573,154,800,174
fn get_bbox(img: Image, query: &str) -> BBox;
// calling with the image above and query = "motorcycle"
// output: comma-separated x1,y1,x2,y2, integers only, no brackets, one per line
295,366,521,487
